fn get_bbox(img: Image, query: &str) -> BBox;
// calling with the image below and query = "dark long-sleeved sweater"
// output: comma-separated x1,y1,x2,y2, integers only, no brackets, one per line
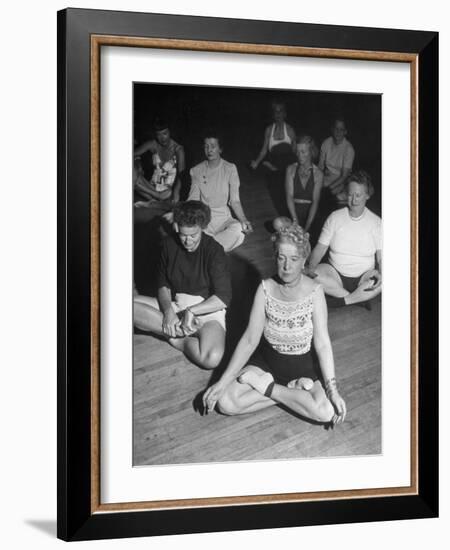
157,233,232,306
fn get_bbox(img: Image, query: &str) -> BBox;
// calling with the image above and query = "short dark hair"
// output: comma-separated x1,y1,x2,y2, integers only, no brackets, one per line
203,131,223,150
345,170,375,197
173,201,211,229
153,117,170,132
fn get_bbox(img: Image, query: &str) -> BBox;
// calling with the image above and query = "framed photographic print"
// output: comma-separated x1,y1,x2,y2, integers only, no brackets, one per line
57,8,438,541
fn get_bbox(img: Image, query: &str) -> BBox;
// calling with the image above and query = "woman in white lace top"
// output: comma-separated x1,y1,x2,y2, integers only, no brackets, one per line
203,224,346,426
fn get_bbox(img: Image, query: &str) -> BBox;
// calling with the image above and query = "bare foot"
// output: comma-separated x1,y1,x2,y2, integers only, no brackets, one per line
238,370,274,395
272,216,293,232
162,211,174,223
134,200,151,208
287,377,314,391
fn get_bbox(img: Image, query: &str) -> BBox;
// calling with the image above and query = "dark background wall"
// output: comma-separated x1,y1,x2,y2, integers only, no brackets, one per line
134,82,382,214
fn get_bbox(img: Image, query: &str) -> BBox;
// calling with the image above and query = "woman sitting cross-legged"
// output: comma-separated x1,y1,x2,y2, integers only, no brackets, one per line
202,224,346,425
273,135,323,244
307,170,382,307
189,132,253,253
250,100,297,173
284,136,323,233
134,201,231,369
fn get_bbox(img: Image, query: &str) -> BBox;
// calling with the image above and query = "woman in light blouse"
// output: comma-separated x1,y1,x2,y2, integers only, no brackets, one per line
189,133,253,252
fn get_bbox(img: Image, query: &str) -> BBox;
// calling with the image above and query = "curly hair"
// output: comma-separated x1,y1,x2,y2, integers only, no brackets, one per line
296,135,319,163
271,223,311,259
345,170,375,197
173,201,211,229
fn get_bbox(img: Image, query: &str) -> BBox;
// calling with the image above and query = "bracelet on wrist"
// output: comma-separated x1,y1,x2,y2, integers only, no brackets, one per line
325,377,338,399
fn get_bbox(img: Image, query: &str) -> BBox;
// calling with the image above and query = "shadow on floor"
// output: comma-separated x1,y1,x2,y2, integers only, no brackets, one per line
25,519,56,538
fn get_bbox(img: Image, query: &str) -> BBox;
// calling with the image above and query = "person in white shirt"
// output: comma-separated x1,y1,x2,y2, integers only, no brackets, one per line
307,170,382,307
318,118,355,197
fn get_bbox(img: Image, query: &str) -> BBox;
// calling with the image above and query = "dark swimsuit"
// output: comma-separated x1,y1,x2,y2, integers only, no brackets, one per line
293,165,315,228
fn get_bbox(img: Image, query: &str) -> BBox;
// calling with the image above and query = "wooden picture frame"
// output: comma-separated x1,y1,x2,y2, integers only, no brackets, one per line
57,8,438,541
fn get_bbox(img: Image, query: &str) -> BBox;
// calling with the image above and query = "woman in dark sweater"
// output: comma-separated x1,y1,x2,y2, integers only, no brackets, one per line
134,201,231,369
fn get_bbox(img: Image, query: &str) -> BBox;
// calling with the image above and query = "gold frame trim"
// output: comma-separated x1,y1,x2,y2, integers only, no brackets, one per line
90,35,419,514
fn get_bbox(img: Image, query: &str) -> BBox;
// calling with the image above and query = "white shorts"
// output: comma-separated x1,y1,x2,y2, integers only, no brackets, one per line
158,293,227,331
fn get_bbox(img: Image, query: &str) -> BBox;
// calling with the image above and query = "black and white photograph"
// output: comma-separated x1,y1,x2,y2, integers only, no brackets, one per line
1,0,442,546
132,83,382,466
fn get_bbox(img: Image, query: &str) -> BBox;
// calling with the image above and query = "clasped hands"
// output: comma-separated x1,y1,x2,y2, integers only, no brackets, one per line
162,308,201,338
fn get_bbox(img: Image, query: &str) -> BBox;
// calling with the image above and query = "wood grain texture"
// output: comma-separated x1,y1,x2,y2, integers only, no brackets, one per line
92,35,417,62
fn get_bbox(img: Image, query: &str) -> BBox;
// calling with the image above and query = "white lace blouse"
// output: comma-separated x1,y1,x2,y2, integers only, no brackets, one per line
262,279,320,355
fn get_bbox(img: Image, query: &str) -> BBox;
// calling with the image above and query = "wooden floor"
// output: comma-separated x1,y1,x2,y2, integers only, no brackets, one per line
133,169,381,466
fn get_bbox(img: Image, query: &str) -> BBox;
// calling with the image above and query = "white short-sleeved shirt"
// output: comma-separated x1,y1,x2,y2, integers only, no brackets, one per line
320,136,355,187
319,207,382,277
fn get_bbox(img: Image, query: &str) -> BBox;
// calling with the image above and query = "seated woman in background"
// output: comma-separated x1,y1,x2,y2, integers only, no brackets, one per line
250,100,297,172
133,158,175,222
307,170,382,307
202,224,346,426
189,132,253,252
318,117,355,197
134,201,231,369
134,118,185,210
133,119,185,293
274,136,323,236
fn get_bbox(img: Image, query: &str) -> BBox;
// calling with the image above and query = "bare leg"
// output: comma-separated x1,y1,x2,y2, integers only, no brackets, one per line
133,295,165,335
344,278,382,305
217,366,277,415
239,369,333,423
262,160,278,172
316,264,381,306
315,264,349,298
170,321,225,369
271,381,334,422
135,296,225,369
208,220,245,252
